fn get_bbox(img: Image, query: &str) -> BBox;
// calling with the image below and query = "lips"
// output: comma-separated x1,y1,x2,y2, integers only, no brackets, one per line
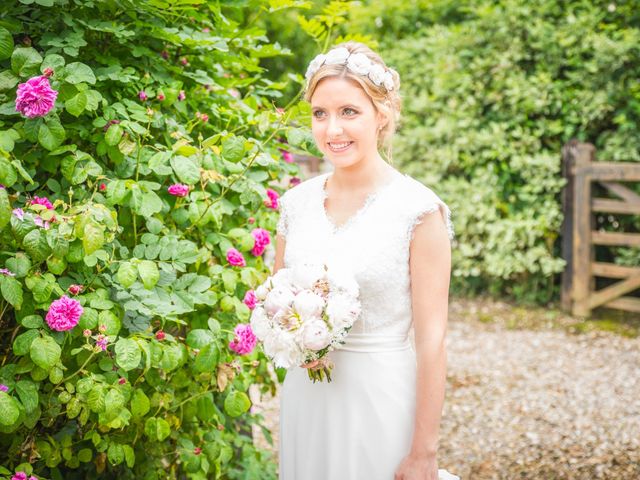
327,141,353,153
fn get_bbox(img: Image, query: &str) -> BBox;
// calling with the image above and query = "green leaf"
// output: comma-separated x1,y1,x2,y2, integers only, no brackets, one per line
0,27,14,61
6,253,31,278
130,389,150,418
115,338,141,371
22,228,51,262
193,343,219,373
99,310,121,336
87,387,105,413
138,260,159,290
137,192,162,218
38,118,66,151
123,444,135,468
144,417,171,441
116,262,138,288
64,62,96,85
186,329,215,349
221,135,245,162
20,314,43,329
170,155,200,185
78,448,92,463
104,388,125,417
15,380,38,413
30,336,61,371
83,222,104,255
104,123,122,146
65,91,87,117
0,392,20,426
223,390,251,418
12,329,39,356
0,70,19,91
107,442,124,466
1,276,23,309
41,53,65,74
0,187,11,229
11,47,43,77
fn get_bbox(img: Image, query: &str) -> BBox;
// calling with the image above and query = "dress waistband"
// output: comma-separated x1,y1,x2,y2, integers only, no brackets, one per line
334,333,411,353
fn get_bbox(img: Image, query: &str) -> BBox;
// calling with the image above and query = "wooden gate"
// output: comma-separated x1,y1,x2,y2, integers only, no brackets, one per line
561,140,640,317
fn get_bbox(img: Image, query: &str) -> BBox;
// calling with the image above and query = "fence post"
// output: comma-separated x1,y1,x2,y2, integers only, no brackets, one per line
561,141,595,316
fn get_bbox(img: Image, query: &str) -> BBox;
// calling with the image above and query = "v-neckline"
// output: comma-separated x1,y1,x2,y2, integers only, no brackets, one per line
320,170,402,233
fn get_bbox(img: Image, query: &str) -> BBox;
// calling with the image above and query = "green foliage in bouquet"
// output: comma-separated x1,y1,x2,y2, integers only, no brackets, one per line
349,0,640,302
0,0,311,478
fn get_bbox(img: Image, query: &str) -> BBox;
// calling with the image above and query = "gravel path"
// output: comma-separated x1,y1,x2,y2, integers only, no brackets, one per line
251,299,640,479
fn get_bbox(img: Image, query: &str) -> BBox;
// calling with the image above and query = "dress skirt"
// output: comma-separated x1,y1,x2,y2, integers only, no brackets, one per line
279,334,417,480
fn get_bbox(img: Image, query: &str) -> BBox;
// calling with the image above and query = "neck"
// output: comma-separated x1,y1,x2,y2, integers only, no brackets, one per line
328,154,396,193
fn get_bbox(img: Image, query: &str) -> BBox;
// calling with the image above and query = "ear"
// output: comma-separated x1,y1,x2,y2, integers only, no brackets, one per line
376,110,389,132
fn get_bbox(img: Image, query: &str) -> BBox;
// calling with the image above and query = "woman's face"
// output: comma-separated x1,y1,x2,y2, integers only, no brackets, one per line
310,77,384,169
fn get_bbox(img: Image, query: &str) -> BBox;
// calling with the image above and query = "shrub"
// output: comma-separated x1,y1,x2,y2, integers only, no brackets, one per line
0,0,303,478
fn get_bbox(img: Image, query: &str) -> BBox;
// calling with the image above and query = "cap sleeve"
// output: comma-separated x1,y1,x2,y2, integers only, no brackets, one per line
406,182,454,242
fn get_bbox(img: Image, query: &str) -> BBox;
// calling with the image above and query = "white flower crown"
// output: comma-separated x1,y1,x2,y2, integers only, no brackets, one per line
305,47,396,92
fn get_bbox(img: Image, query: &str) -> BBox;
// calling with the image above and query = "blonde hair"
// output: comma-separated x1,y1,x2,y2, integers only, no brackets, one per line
304,42,401,162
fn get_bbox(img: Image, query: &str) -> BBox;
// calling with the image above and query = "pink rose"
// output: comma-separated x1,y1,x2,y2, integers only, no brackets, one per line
167,183,189,197
264,188,279,209
68,284,83,295
281,150,294,163
0,384,8,392
243,290,257,310
139,91,148,101
30,196,54,209
157,92,165,101
250,228,271,256
226,248,246,267
289,177,301,187
15,75,58,118
46,295,83,331
228,324,257,355
178,90,186,101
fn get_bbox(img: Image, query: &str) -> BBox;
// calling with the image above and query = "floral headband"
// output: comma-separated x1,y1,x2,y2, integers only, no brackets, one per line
305,47,396,92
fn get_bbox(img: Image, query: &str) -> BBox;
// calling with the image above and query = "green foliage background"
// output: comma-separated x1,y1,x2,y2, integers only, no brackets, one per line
0,0,312,478
268,0,640,303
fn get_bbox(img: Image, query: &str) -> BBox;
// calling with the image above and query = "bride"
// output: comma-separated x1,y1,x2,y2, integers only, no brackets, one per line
273,42,457,480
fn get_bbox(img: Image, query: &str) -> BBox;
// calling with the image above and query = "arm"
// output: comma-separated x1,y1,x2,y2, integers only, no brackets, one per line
273,233,286,274
395,209,451,480
410,209,451,457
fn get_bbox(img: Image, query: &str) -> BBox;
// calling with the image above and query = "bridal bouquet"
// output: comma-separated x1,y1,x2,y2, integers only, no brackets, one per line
249,263,361,382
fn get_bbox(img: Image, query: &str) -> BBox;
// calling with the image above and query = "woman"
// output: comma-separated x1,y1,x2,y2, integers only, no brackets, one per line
273,42,457,480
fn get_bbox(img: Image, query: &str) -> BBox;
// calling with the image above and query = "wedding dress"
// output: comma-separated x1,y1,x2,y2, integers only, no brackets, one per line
277,169,457,480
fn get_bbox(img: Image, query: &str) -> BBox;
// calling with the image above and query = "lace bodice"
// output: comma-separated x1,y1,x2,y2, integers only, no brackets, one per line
277,170,453,337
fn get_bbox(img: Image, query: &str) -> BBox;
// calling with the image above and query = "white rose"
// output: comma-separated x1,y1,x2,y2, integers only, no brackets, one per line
293,289,325,319
264,286,295,316
305,53,326,80
263,328,304,368
250,306,271,340
346,52,372,76
382,71,395,91
291,263,325,290
368,64,386,86
255,283,269,301
324,47,350,65
301,320,332,351
326,293,361,331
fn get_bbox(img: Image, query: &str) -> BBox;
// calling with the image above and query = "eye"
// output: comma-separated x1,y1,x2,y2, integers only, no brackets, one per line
342,107,358,116
312,110,326,119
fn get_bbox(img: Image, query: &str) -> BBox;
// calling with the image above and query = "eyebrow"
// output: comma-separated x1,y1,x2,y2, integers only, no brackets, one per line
311,104,360,110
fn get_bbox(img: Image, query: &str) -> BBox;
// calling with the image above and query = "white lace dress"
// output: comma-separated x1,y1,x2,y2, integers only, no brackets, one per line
277,169,456,480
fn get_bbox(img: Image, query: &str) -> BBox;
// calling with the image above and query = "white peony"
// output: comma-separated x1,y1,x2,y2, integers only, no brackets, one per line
263,328,304,368
271,268,294,290
324,47,350,65
291,263,326,290
326,293,361,331
264,286,295,316
346,52,372,76
250,306,271,340
301,320,332,351
293,289,325,319
368,63,386,86
305,53,326,80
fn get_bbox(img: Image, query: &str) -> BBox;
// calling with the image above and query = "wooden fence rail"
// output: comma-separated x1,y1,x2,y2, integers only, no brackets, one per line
561,140,640,317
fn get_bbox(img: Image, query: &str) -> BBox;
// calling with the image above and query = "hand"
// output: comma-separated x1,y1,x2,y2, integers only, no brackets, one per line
300,359,320,369
394,452,438,480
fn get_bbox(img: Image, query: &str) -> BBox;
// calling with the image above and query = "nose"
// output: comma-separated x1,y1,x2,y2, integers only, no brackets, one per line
327,115,343,138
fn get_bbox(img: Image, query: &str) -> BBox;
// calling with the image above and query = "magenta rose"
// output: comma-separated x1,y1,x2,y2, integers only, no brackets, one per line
250,228,271,256
243,290,257,310
226,248,246,267
15,75,58,118
168,183,189,197
265,188,279,209
46,295,83,331
30,195,54,209
228,324,257,355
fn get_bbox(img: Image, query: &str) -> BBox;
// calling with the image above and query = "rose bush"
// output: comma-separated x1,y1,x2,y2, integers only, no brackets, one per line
0,0,309,478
